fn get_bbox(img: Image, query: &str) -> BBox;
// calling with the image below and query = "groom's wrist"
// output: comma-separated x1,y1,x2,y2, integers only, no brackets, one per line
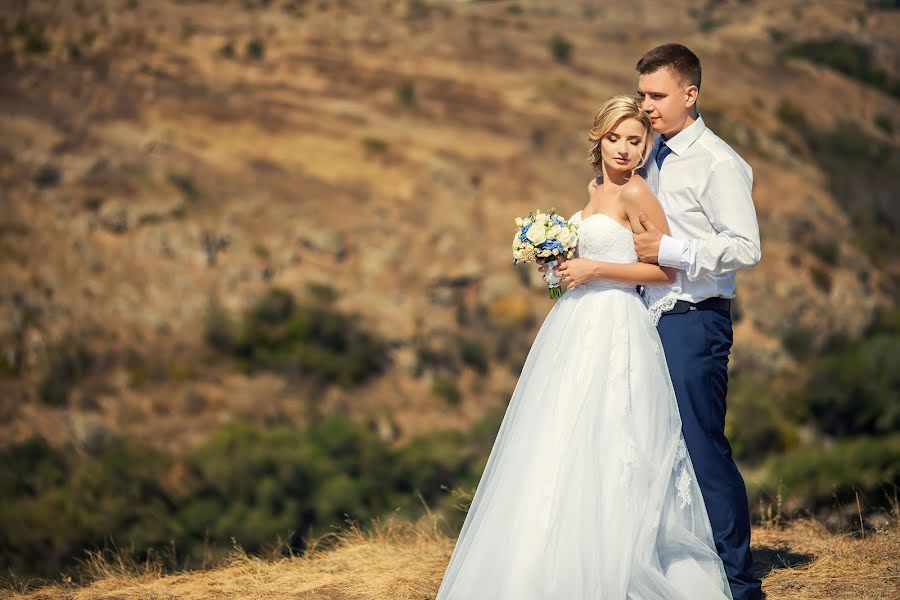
658,235,687,269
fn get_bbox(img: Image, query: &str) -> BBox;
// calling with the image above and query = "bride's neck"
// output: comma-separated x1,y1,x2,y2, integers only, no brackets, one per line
600,164,634,188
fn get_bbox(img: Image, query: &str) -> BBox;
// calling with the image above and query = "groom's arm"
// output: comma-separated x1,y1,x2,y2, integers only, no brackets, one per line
657,157,761,280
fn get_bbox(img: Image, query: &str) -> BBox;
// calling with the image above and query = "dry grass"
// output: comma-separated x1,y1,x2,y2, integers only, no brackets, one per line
0,511,454,600
2,514,897,600
753,519,900,599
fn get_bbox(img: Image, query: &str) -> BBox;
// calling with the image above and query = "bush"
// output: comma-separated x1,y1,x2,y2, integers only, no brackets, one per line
763,434,900,509
726,379,800,463
805,334,900,437
781,326,814,360
219,41,236,58
432,375,461,405
38,337,94,406
786,38,900,99
168,173,200,202
775,99,805,126
246,38,265,60
208,288,390,387
874,113,893,134
362,137,388,156
0,409,512,579
0,436,175,579
204,296,236,353
549,34,572,63
809,238,839,265
808,266,832,292
396,81,416,107
801,122,900,271
457,336,489,374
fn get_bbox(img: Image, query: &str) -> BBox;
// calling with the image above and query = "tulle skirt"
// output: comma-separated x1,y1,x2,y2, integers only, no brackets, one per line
435,282,733,599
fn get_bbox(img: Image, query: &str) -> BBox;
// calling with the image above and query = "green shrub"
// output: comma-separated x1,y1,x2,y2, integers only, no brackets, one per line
168,173,200,202
874,113,893,134
38,337,94,406
208,288,390,387
246,38,265,60
781,326,814,360
786,38,900,99
726,379,800,463
220,41,236,58
809,238,839,265
204,296,236,353
397,81,416,107
362,137,388,156
549,34,572,63
0,436,175,579
457,336,489,374
763,434,900,509
775,99,805,126
808,266,832,292
800,122,900,271
432,375,461,405
805,334,900,437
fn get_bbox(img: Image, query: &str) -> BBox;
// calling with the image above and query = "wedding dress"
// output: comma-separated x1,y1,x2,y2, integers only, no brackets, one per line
435,210,732,599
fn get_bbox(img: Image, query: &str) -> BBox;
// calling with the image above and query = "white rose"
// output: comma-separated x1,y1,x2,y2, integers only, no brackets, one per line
534,212,548,225
557,228,574,248
526,224,546,244
515,217,524,227
548,224,562,238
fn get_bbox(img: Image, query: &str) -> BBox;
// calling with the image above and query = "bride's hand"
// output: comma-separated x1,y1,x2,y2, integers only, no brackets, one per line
556,257,592,289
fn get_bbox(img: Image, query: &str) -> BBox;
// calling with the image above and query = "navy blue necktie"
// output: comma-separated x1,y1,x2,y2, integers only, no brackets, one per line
655,141,672,171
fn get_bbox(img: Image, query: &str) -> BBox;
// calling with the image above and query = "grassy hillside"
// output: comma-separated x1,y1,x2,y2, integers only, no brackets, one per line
2,513,898,599
1,0,898,590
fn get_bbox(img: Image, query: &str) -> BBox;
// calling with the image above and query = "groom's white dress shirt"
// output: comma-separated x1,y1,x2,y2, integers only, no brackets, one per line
646,114,761,303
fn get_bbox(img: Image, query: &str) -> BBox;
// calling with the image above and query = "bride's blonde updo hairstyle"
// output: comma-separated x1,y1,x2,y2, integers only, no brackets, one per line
587,94,654,174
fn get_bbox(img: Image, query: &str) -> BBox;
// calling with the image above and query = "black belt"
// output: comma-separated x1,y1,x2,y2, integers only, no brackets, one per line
662,297,731,315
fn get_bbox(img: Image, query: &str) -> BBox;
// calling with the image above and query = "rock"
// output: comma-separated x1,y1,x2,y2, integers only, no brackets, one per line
98,201,129,233
297,230,346,260
66,411,114,456
369,414,400,442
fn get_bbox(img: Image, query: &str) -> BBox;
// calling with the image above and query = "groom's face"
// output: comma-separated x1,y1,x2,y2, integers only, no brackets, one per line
637,68,694,138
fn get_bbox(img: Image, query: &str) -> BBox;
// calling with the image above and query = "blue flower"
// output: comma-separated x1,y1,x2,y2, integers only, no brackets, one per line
539,239,563,253
519,222,532,242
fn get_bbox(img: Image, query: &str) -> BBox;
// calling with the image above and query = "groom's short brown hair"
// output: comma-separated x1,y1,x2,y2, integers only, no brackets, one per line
636,44,701,90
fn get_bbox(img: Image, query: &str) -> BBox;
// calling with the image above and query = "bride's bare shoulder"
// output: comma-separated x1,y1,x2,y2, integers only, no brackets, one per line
620,174,654,205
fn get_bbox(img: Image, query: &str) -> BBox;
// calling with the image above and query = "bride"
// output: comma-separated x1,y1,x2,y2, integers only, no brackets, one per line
434,95,733,599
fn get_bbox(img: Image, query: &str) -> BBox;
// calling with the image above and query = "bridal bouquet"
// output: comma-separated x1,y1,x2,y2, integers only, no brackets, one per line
512,209,579,299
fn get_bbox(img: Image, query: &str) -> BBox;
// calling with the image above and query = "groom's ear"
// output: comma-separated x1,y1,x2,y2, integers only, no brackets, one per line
684,85,699,108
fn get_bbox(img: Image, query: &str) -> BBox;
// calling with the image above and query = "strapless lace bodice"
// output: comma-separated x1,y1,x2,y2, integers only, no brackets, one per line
570,210,682,324
572,210,638,264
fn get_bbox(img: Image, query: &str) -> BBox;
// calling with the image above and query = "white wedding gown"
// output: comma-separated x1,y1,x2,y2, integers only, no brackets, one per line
435,211,732,599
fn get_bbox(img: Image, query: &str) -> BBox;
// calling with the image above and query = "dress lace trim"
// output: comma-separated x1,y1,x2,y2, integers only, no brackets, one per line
672,438,692,509
643,272,683,326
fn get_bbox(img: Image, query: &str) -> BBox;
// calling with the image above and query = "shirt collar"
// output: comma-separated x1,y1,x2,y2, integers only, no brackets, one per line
657,113,706,156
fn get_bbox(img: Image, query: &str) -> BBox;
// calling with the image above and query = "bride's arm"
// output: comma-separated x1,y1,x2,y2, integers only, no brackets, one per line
581,256,675,285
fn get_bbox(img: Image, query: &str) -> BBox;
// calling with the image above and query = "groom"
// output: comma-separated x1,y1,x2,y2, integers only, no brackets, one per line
629,43,763,600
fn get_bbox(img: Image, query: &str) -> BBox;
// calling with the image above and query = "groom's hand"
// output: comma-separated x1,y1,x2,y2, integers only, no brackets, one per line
633,212,662,264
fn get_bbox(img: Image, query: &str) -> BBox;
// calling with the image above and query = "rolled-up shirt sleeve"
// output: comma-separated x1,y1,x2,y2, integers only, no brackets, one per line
657,157,761,280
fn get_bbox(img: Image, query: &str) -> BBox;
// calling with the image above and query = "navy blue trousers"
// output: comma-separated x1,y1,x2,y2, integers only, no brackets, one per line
657,308,762,600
